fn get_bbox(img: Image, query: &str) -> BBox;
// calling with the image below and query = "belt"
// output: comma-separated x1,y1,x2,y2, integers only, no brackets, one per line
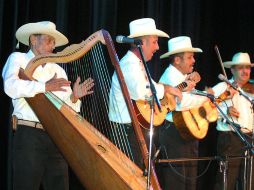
17,119,45,130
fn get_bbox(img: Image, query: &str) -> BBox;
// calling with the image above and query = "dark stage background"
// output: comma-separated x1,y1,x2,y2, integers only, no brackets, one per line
1,0,254,189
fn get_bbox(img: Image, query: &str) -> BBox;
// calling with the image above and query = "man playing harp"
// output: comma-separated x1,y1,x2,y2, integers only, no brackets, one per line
2,21,94,190
108,18,182,169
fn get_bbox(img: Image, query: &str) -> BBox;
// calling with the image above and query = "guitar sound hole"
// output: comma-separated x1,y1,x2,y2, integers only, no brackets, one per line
199,107,207,118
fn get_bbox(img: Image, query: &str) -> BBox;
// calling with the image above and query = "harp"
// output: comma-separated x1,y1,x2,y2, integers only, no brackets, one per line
24,30,161,190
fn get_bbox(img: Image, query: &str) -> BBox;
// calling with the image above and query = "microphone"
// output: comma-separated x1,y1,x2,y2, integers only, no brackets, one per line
218,74,238,90
116,35,142,45
191,89,215,100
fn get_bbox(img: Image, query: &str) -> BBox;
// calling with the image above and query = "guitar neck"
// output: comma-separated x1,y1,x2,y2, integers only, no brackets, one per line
176,81,187,91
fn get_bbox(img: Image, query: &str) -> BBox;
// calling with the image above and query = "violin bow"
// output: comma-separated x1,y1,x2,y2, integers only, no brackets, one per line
214,45,228,79
214,45,236,106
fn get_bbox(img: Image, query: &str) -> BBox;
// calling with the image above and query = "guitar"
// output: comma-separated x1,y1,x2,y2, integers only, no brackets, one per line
133,82,187,129
172,97,218,140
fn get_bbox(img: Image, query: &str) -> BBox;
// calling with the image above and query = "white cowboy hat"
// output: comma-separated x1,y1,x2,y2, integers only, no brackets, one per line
128,18,169,38
160,36,202,59
15,21,68,47
223,52,254,68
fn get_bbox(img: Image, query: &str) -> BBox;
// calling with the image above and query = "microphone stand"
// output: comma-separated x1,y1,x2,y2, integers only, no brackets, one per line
135,41,161,190
206,93,254,190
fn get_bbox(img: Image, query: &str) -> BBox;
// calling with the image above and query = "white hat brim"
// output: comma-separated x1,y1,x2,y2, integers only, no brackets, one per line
160,47,203,59
128,29,169,38
223,61,254,68
16,23,68,47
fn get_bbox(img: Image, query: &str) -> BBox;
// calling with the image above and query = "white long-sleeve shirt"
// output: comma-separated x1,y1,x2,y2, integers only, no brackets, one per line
2,50,81,122
159,64,208,122
212,79,254,132
108,51,164,123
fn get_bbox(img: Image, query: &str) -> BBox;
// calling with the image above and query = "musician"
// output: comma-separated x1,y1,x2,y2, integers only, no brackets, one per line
212,52,254,190
158,36,208,190
2,21,94,190
108,18,182,168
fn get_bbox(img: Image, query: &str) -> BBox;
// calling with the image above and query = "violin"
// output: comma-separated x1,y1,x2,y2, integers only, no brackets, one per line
217,90,231,102
242,80,254,94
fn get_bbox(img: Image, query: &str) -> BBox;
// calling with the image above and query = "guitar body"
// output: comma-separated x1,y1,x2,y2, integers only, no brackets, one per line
173,100,218,140
133,93,176,129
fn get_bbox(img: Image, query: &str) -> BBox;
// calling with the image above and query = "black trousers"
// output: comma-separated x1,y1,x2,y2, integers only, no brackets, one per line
13,125,69,190
214,131,254,190
124,124,155,169
158,121,198,190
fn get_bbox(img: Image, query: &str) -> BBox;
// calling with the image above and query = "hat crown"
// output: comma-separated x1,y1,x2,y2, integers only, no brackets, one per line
129,18,156,35
223,52,254,68
160,36,202,59
35,21,56,31
128,18,169,38
232,52,251,63
168,36,193,52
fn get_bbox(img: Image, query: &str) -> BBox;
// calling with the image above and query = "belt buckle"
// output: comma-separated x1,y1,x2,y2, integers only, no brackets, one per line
36,122,44,130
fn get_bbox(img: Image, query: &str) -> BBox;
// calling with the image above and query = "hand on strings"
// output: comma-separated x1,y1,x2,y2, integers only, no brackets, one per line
183,71,201,92
164,85,182,102
186,71,201,83
45,73,71,92
183,80,196,92
227,106,240,118
71,77,94,103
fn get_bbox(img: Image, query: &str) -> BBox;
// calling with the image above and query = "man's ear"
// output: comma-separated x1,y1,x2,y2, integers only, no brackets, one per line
230,67,234,75
29,35,37,46
174,56,181,65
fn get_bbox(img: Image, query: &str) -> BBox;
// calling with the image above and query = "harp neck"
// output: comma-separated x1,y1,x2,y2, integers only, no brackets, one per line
24,30,106,80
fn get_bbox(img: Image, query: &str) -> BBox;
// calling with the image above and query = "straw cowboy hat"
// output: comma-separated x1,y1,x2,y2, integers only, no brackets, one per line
16,21,68,47
223,52,254,68
128,18,169,38
160,36,202,59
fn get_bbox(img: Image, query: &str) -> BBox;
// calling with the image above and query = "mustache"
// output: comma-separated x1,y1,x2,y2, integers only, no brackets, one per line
241,73,250,76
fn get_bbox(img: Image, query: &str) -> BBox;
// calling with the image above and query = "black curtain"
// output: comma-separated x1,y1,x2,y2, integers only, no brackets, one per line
1,0,254,189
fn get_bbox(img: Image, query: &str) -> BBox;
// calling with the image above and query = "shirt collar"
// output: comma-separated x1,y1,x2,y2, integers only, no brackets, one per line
26,50,35,60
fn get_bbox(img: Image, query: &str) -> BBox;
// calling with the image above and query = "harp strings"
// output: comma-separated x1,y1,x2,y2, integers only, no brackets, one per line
61,43,135,162
89,44,134,161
